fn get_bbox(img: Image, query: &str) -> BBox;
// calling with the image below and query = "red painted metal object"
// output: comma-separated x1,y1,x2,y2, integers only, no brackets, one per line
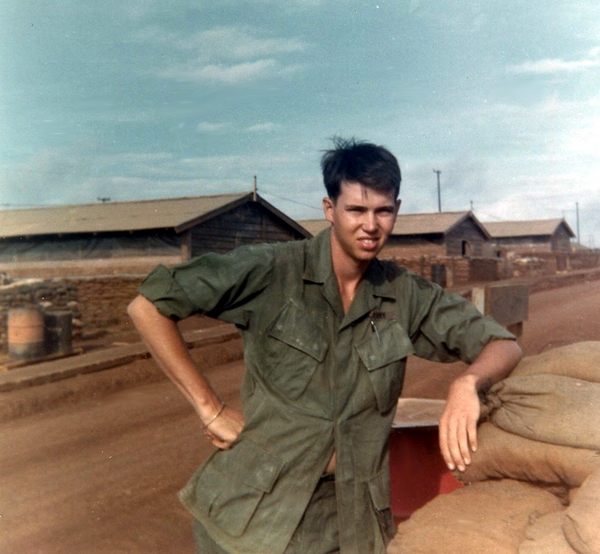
389,399,464,522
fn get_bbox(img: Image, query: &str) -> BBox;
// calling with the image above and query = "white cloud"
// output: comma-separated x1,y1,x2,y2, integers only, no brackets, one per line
97,152,174,164
180,153,299,174
122,0,323,19
132,25,309,62
159,59,279,84
588,46,600,58
507,57,600,75
135,24,309,84
195,121,281,133
196,122,229,132
175,26,309,62
246,122,280,133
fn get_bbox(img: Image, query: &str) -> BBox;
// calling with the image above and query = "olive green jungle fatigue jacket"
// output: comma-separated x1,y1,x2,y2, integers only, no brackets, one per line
139,229,514,554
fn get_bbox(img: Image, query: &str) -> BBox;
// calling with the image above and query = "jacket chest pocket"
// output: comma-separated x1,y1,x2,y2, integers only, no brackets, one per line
356,322,415,413
264,301,329,400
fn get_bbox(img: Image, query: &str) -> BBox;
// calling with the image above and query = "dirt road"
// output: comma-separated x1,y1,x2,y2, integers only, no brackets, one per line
0,354,244,554
1,278,600,553
403,276,600,398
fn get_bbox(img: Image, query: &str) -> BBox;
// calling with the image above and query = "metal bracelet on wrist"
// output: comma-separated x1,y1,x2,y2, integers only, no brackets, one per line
201,402,226,429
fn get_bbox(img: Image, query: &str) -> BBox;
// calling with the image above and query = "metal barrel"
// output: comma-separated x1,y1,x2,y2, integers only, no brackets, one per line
8,307,45,360
44,310,73,356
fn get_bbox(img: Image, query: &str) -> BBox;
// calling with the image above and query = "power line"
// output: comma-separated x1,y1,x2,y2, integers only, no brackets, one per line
259,190,322,213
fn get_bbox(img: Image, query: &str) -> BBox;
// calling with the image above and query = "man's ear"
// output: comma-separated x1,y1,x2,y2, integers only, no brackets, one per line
395,199,402,216
323,197,335,223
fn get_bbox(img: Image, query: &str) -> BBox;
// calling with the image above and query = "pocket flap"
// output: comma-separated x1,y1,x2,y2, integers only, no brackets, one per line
356,322,415,371
268,302,328,362
231,439,285,493
190,439,285,537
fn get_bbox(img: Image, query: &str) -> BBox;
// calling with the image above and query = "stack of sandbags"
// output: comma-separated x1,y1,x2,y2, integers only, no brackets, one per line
562,469,600,554
483,374,600,450
519,469,600,554
386,480,562,554
509,341,600,382
389,342,600,554
456,422,600,495
518,511,575,554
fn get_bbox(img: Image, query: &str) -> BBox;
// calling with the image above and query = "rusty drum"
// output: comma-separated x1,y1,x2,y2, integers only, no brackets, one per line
8,307,45,360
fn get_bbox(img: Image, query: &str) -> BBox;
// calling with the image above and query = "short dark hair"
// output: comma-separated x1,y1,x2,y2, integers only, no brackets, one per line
320,137,401,201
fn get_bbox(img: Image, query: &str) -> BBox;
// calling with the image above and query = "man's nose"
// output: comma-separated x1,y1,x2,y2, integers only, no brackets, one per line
363,212,377,232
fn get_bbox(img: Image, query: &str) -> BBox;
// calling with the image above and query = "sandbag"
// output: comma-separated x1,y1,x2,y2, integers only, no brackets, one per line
562,469,600,554
484,374,600,450
454,422,600,489
387,479,562,554
518,511,575,554
511,342,600,383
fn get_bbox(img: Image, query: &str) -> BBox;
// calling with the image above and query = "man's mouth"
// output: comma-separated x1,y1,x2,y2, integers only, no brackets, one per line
359,237,379,249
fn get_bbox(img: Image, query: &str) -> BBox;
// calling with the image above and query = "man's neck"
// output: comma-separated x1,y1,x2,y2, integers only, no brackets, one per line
330,240,370,313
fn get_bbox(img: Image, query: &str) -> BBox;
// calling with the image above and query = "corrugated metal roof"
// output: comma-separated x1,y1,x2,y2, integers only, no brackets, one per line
0,193,255,238
391,211,473,235
483,219,575,239
298,219,330,236
299,211,480,237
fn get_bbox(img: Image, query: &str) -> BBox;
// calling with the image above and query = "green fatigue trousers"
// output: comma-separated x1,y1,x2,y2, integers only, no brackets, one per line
194,475,339,554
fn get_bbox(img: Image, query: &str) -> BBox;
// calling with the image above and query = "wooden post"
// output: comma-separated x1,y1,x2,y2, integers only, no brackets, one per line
471,283,529,339
181,230,192,261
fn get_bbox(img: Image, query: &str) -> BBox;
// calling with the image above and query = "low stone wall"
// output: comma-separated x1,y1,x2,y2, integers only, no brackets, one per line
382,254,495,287
384,251,600,287
0,256,180,279
528,267,600,293
506,251,600,278
73,275,144,336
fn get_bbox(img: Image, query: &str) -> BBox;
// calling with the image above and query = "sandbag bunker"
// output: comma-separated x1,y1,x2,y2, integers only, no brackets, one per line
388,342,600,554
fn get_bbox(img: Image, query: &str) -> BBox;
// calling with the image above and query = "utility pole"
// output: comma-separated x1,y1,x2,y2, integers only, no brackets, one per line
433,169,442,212
576,202,580,244
470,200,474,212
253,175,258,201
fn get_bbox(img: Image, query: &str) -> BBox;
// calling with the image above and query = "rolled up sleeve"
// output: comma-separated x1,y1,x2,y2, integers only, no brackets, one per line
138,244,275,324
139,264,197,321
410,282,516,364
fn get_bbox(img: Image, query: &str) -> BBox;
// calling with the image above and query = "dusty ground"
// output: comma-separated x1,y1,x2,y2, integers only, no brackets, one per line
1,278,600,553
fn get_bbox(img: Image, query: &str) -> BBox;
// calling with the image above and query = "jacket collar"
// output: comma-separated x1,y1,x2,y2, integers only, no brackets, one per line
303,228,396,301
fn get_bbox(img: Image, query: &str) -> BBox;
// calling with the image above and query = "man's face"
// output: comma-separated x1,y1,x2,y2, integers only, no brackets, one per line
323,181,400,267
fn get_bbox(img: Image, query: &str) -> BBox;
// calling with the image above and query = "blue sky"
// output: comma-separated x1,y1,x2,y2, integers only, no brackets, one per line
2,0,599,246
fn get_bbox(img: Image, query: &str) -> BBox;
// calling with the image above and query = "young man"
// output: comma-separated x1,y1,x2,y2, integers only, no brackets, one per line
128,138,521,554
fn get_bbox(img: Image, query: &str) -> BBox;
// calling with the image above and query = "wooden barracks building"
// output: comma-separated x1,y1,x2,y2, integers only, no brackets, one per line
0,193,310,266
483,219,575,253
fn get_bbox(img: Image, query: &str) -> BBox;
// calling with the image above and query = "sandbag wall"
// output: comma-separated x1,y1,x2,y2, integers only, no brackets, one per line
388,342,600,554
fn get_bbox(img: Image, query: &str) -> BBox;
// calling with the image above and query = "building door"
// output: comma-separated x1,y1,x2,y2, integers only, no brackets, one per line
461,240,472,257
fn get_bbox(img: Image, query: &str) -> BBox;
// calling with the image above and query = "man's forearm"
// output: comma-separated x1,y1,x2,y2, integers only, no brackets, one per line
456,339,523,392
439,339,522,471
127,295,223,421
